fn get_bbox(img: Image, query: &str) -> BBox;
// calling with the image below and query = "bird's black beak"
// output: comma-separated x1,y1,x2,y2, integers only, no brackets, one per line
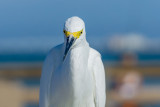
63,36,76,61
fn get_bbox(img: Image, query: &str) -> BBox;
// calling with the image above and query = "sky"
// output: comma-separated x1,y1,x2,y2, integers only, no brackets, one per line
0,0,160,53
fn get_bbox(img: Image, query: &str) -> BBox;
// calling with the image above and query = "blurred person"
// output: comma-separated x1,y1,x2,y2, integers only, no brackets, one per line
121,52,138,67
122,101,138,107
118,71,142,107
118,71,142,99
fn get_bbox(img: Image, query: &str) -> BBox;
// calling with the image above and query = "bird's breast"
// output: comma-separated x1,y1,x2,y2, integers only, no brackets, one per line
50,46,94,106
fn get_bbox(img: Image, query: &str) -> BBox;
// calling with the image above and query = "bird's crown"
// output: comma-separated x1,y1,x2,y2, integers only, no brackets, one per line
64,16,85,32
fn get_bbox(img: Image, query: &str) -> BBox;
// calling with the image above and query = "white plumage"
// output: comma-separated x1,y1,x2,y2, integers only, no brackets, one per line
39,16,106,107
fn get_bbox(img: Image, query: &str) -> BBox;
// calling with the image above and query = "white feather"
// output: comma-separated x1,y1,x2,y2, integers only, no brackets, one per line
39,16,106,107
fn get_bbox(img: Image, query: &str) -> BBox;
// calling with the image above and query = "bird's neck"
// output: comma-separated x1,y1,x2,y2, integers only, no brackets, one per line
62,41,90,97
63,39,89,74
57,41,91,101
72,37,88,49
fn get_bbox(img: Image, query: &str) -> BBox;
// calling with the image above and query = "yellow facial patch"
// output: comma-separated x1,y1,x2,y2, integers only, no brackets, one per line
63,29,83,38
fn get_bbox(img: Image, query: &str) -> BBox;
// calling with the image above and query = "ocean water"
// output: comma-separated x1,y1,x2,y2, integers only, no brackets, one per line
21,76,160,87
0,53,46,62
0,52,160,62
102,53,160,61
24,103,38,107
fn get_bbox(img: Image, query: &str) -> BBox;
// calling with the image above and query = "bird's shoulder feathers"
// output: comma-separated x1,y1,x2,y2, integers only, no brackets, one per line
88,47,102,71
89,48,106,107
48,43,64,56
89,48,101,60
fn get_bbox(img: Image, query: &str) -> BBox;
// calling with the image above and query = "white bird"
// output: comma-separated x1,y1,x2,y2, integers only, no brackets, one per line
39,16,106,107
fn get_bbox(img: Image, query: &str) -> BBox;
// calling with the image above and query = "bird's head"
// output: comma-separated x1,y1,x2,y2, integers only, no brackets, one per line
63,16,86,60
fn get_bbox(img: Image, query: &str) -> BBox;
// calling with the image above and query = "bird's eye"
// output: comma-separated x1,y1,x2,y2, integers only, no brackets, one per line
80,31,83,34
63,30,66,34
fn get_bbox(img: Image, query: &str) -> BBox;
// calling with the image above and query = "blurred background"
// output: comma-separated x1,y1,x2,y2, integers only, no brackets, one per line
0,0,160,107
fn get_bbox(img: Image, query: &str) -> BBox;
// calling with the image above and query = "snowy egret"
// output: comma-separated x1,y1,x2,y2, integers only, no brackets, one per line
39,16,106,107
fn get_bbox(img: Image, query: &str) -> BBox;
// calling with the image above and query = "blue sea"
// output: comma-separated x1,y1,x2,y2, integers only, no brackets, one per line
0,52,160,62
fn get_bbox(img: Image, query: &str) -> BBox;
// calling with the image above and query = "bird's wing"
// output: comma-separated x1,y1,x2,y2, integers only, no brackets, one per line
39,51,54,107
92,54,106,107
39,44,63,107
